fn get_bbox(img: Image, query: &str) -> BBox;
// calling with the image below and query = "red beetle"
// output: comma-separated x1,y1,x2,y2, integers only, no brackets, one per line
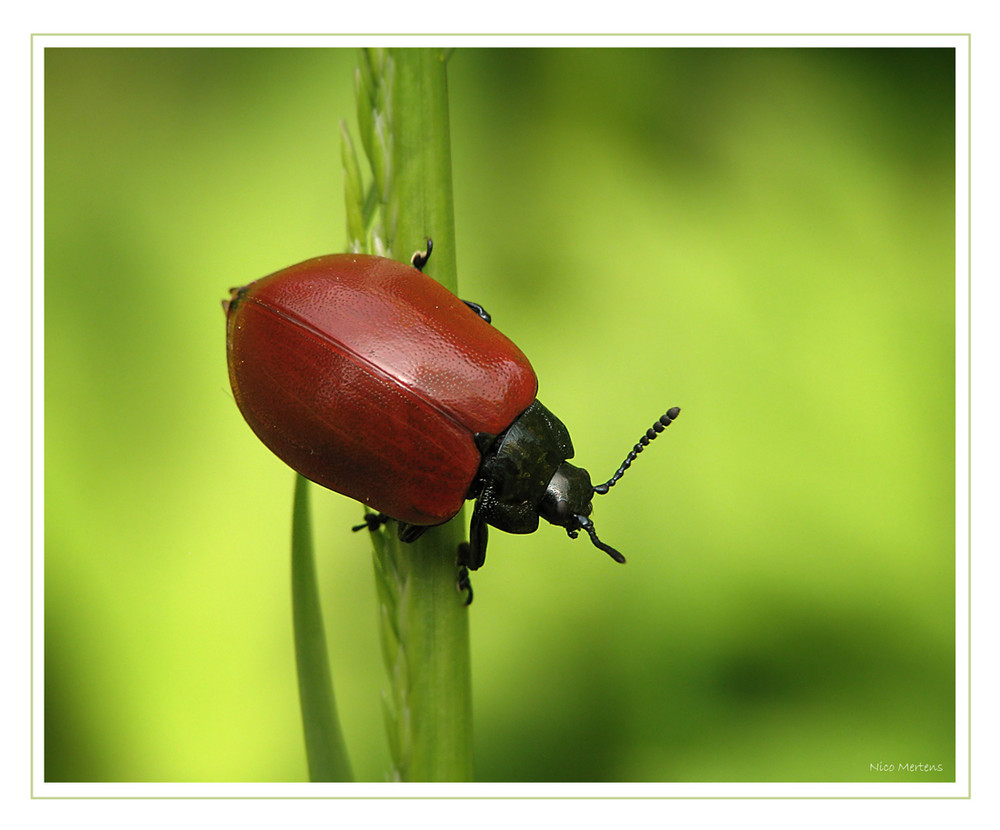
225,242,680,601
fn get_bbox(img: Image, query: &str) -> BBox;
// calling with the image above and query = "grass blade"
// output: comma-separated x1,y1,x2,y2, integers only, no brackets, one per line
291,473,353,781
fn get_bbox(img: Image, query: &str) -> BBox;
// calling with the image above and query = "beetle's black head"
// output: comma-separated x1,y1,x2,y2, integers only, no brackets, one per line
539,461,626,563
540,406,683,565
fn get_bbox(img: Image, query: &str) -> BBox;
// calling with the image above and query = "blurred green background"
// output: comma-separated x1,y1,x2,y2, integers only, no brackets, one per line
43,45,956,783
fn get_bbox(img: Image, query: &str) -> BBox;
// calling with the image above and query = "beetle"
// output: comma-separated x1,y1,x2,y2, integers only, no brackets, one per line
224,240,680,602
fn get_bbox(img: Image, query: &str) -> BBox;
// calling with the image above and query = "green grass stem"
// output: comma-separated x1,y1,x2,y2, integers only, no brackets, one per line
347,47,473,782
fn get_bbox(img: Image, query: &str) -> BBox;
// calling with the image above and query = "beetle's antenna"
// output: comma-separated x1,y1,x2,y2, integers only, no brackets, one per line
570,514,626,563
593,406,681,495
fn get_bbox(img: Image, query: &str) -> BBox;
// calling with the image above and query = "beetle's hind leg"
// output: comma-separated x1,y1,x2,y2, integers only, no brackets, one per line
356,510,474,605
352,512,390,532
352,513,432,546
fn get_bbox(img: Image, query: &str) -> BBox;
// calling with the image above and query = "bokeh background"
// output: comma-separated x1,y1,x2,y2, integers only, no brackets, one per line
43,45,956,783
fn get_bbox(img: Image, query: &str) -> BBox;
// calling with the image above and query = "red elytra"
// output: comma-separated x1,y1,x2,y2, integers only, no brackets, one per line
225,253,538,526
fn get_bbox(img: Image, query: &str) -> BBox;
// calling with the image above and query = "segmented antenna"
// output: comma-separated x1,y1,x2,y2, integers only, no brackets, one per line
569,514,627,563
593,406,681,495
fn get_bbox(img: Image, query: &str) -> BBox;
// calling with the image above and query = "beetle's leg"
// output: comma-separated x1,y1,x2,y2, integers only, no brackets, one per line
462,301,492,324
352,514,430,545
352,512,390,532
467,502,490,571
397,522,430,543
410,237,433,271
455,551,474,606
408,238,489,324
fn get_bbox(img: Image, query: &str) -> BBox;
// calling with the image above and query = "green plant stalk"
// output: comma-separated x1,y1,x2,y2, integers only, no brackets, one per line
349,47,473,782
386,49,458,282
291,473,353,781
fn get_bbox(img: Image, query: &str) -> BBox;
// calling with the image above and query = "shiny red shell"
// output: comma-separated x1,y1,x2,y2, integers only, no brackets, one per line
225,253,539,526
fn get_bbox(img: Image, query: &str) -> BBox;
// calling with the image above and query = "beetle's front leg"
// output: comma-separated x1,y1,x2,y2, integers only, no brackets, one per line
455,548,474,606
466,501,491,571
